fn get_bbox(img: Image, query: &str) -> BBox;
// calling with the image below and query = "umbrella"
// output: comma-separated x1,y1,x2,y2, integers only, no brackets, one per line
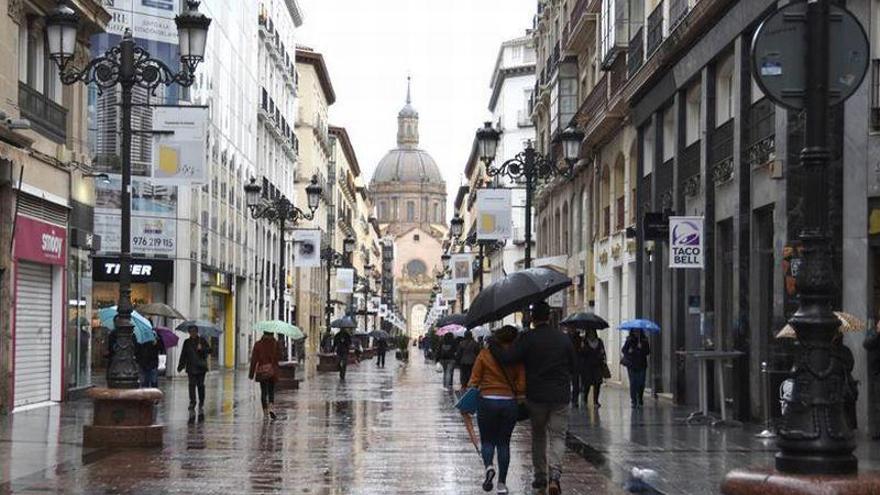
435,313,467,328
471,326,491,339
331,316,358,329
153,326,179,349
561,312,610,331
369,329,391,340
461,413,480,455
97,306,157,344
254,320,305,340
135,302,186,320
465,267,572,329
454,388,481,455
619,319,661,333
436,324,465,336
776,311,868,339
176,320,222,338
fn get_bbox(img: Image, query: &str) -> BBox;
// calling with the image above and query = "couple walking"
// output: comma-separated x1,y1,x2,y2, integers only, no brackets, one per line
468,301,575,495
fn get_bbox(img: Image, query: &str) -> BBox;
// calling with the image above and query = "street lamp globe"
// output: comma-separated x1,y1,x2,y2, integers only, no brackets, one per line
175,0,212,70
343,236,356,254
450,214,464,238
476,122,501,164
560,125,585,164
244,178,262,209
45,1,80,67
306,175,322,211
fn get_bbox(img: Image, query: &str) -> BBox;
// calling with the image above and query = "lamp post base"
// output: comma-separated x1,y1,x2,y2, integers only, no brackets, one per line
722,468,880,495
82,387,164,448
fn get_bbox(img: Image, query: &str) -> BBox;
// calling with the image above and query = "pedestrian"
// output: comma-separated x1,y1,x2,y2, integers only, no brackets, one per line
249,332,280,420
177,327,211,414
489,301,577,495
333,329,353,380
135,336,165,388
621,329,650,408
581,329,607,409
439,332,458,389
457,330,480,390
468,325,525,494
376,337,388,368
321,330,333,353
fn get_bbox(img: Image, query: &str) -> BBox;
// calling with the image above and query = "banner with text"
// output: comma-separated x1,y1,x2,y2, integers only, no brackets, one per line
292,229,321,268
669,216,704,269
152,106,208,184
336,268,354,294
450,253,474,283
476,189,512,241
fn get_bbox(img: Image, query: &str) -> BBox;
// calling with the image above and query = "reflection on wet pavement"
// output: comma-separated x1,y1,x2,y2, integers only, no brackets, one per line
0,354,621,494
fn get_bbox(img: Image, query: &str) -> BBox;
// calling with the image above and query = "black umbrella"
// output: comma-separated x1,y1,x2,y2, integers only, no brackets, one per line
465,267,572,329
330,316,358,329
560,312,609,331
435,313,467,328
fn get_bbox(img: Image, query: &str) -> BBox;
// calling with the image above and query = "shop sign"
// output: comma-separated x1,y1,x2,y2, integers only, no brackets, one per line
669,216,704,269
93,257,174,283
14,215,66,266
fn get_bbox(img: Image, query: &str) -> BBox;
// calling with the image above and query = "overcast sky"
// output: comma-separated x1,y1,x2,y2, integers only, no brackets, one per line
298,0,535,208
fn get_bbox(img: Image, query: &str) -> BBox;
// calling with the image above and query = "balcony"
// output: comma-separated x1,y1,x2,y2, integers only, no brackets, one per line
578,75,608,130
680,141,701,196
616,196,626,231
18,82,67,143
710,119,735,185
748,97,776,168
628,28,644,78
646,1,665,56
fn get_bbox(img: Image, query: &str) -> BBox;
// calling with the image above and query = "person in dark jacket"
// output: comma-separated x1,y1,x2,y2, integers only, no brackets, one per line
456,330,480,389
249,333,280,419
569,332,584,405
177,328,211,413
376,338,388,368
135,337,165,388
333,330,353,380
490,301,576,495
581,329,607,408
439,333,458,389
622,330,650,408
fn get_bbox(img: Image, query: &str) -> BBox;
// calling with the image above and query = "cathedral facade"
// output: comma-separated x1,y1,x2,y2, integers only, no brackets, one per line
370,81,447,336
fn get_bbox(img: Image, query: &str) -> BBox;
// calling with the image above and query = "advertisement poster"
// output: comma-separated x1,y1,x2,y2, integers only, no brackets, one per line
476,189,512,241
441,280,457,301
336,268,354,294
368,297,382,314
450,253,473,283
94,174,177,256
292,229,321,268
152,106,208,183
669,216,704,269
103,0,182,45
95,215,176,255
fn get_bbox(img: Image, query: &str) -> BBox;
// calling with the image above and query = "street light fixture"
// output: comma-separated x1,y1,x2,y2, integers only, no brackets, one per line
441,253,451,271
450,214,464,239
322,236,355,332
475,121,584,269
245,175,322,321
46,0,210,389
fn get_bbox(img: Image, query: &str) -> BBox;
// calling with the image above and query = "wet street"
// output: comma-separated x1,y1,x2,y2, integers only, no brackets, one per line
0,354,621,494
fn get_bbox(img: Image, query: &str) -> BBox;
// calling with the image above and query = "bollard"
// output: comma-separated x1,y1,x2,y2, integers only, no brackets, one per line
755,361,776,439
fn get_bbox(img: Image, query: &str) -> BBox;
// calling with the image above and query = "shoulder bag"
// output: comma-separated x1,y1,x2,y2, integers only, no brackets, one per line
488,346,530,422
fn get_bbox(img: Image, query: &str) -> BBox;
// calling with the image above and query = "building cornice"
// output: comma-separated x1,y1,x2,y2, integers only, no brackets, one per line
489,65,536,112
329,125,360,177
296,47,337,105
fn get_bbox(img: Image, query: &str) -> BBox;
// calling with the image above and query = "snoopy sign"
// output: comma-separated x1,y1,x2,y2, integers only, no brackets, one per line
669,217,704,269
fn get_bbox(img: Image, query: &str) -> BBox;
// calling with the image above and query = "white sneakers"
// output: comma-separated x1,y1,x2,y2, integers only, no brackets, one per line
495,482,508,494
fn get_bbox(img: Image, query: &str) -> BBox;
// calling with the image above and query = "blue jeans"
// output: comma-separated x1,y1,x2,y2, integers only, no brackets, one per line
628,367,647,405
442,360,455,388
477,397,518,483
139,367,158,388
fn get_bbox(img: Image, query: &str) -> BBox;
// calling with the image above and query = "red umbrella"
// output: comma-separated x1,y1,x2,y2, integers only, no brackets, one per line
154,326,179,349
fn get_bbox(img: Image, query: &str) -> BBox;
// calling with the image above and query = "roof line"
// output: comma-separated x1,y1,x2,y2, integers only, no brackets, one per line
295,48,336,105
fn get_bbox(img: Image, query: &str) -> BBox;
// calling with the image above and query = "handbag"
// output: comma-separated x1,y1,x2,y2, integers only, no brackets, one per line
255,363,274,382
488,346,530,422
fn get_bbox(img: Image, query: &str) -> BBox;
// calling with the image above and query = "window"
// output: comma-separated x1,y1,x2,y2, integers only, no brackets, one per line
406,201,415,221
642,121,655,175
662,106,675,161
378,201,388,220
685,83,702,144
422,197,428,222
715,55,735,125
392,197,399,220
413,234,420,242
406,259,427,276
434,203,440,224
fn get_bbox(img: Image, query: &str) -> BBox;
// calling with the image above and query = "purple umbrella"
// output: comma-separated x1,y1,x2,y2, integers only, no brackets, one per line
154,326,179,349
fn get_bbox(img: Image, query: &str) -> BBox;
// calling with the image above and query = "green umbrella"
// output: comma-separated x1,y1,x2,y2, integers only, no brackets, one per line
254,320,305,340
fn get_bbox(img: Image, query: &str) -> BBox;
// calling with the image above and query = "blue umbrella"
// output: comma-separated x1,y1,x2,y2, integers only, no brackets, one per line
619,319,661,333
97,306,157,344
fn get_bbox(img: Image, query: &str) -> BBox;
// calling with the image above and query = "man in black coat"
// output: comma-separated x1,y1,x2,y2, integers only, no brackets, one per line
177,328,210,413
376,338,388,368
333,330,353,380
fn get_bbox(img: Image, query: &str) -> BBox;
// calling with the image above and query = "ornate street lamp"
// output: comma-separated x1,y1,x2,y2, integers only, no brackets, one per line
245,176,322,321
441,253,451,272
475,121,584,269
46,0,210,389
450,214,464,239
322,236,355,332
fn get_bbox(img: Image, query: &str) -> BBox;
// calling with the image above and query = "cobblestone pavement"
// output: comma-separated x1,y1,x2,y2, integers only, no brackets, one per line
0,354,623,494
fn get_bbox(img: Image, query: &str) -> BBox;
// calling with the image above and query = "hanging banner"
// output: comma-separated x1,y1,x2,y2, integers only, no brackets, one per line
152,106,208,184
336,268,354,294
476,189,512,241
103,0,181,44
441,280,457,301
669,216,704,269
450,253,474,284
293,229,321,268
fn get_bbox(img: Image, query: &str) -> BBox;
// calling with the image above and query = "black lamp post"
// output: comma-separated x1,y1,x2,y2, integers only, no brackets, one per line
361,263,374,333
245,175,322,321
322,236,355,334
475,122,584,269
46,0,210,389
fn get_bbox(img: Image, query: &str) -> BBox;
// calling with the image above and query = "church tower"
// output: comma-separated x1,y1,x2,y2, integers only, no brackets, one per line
397,77,419,149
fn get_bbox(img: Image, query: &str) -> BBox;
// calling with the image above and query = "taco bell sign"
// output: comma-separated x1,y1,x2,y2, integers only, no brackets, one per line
669,216,704,269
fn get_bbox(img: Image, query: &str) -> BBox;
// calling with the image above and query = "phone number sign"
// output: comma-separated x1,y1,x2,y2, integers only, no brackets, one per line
95,214,176,256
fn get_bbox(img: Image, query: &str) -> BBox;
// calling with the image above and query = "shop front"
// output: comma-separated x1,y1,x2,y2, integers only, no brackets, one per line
66,228,98,396
200,269,235,369
12,215,67,410
91,257,174,374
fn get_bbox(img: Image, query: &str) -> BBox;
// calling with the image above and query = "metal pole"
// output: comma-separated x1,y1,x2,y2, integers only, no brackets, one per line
523,146,534,270
108,34,139,389
278,212,286,322
325,255,332,333
478,243,484,291
775,0,856,474
756,361,776,439
363,278,368,333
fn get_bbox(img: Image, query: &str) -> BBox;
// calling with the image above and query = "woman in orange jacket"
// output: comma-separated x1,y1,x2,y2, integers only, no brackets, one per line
468,325,526,494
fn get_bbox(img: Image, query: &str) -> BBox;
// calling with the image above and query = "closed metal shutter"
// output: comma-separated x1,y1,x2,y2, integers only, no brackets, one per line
14,262,53,408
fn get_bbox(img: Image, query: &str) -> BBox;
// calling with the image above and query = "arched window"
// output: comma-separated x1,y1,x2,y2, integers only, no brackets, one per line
406,201,415,221
406,259,427,276
378,201,388,221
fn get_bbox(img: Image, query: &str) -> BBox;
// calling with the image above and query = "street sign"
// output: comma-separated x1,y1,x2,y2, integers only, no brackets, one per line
751,2,869,110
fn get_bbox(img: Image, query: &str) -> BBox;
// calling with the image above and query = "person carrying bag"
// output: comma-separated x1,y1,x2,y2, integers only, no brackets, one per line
249,332,280,420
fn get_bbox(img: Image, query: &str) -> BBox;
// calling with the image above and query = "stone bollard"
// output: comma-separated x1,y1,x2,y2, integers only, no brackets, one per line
83,387,164,448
